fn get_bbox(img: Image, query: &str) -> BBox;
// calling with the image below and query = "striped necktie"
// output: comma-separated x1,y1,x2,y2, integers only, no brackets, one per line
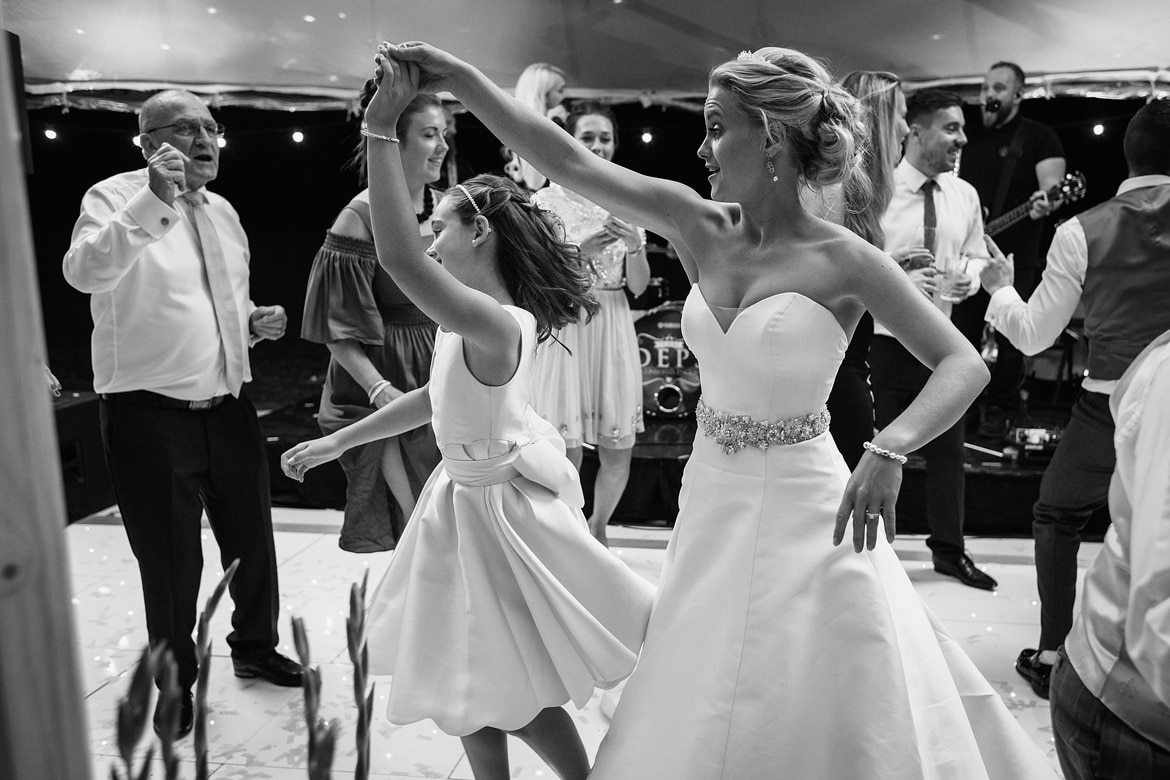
180,191,245,396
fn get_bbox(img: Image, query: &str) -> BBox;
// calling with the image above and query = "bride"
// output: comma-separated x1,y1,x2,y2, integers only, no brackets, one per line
376,41,1057,779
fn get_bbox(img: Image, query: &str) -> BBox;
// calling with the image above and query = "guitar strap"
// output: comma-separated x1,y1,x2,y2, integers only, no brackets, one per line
990,120,1027,218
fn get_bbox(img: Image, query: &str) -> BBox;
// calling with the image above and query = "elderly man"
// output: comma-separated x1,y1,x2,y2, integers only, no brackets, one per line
63,90,301,738
870,88,997,591
957,61,1067,437
981,98,1170,699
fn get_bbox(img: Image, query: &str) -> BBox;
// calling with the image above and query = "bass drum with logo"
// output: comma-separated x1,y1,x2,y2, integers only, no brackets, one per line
635,301,701,417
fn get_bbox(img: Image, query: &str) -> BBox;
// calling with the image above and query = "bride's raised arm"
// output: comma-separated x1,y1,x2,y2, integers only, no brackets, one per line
385,41,711,247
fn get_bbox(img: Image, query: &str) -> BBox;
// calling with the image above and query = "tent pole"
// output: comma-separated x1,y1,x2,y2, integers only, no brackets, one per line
0,31,91,780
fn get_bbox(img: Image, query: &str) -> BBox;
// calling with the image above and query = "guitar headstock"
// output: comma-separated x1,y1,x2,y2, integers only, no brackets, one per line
1051,171,1087,205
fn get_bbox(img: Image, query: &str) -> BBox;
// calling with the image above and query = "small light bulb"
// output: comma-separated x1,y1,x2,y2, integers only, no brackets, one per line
44,128,58,140
217,137,226,148
1092,124,1104,136
641,131,653,143
292,131,305,143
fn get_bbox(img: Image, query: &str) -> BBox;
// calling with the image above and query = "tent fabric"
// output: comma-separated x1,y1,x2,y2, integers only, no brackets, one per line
4,0,1168,111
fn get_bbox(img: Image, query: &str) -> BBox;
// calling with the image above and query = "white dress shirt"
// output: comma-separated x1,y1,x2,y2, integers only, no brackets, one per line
985,175,1170,395
63,169,256,400
876,158,988,338
1065,328,1170,749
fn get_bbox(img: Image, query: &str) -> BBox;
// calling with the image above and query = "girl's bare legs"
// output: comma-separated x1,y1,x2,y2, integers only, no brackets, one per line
380,436,416,519
509,707,589,780
460,727,510,780
588,444,633,547
565,445,583,471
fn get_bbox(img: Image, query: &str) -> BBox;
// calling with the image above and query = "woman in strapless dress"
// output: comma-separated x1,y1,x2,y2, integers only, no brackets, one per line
384,40,1059,778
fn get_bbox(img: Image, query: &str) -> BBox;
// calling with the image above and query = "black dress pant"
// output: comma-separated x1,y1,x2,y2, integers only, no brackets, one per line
827,311,874,471
1034,390,1115,651
869,335,966,558
100,392,280,690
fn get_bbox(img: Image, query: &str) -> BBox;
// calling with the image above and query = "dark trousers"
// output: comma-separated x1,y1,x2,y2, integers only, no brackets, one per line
1051,648,1170,779
1035,390,1115,651
827,311,874,471
869,335,966,558
100,392,280,690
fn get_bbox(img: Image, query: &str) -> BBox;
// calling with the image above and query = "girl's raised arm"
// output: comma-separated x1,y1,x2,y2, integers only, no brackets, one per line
386,41,712,246
364,54,520,361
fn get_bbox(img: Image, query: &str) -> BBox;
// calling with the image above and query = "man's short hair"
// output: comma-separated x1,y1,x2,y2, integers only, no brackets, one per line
905,89,964,127
1123,97,1170,175
989,61,1026,89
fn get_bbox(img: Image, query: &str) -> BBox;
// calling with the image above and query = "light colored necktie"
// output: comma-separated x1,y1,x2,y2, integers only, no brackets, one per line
180,191,244,396
921,178,938,256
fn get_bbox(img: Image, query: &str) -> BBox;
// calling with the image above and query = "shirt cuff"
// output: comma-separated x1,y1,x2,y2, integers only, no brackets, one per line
126,185,182,239
984,286,1023,324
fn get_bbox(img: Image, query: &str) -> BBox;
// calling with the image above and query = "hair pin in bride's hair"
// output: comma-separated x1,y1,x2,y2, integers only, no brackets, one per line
737,50,770,64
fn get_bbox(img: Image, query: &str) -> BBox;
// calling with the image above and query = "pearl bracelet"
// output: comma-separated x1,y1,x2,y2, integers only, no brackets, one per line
863,441,908,464
367,379,392,405
360,127,400,144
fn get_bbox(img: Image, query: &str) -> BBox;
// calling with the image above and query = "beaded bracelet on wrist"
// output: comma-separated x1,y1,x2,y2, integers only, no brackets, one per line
360,127,400,144
367,379,392,405
863,441,908,464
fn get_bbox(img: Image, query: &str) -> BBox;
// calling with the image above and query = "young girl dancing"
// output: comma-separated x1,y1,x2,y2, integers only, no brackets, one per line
280,60,654,780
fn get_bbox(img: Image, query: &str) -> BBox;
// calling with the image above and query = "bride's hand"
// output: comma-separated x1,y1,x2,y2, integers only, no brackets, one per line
381,40,463,95
833,451,902,552
281,437,344,483
366,45,421,132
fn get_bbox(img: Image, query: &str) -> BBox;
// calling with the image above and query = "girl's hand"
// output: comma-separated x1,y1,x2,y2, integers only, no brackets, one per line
281,437,344,483
907,267,939,298
366,46,421,133
833,451,903,553
381,41,463,95
603,215,641,252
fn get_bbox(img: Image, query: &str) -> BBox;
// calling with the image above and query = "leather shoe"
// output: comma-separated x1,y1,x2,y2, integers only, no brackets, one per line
232,652,303,687
1015,648,1052,699
933,553,998,591
153,689,194,740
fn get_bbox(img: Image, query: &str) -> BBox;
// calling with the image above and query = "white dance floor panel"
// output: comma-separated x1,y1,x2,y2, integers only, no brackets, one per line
69,507,1086,778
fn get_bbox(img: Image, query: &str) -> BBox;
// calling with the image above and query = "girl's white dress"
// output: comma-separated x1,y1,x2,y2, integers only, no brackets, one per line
531,184,645,449
589,286,1057,779
364,306,654,735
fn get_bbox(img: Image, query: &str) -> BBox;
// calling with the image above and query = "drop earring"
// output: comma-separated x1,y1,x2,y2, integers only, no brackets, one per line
766,158,778,182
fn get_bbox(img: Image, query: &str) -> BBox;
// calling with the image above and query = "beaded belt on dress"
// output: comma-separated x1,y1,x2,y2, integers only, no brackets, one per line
695,396,830,454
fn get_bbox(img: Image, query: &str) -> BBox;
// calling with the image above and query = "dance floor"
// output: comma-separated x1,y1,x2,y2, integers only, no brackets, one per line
69,506,1088,778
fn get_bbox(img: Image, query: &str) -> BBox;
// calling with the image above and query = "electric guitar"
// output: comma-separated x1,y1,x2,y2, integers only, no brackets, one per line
984,171,1087,238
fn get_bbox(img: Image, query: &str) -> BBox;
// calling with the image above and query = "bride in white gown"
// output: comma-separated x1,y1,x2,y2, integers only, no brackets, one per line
377,41,1057,779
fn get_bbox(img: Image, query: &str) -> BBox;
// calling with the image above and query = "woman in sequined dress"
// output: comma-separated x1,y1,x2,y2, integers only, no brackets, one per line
299,88,446,552
382,40,1058,778
531,102,650,546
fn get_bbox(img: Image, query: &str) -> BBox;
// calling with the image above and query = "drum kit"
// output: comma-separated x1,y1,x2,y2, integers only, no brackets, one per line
635,291,700,418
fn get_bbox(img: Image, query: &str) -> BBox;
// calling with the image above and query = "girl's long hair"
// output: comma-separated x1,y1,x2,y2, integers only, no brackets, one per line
840,71,903,247
448,174,599,344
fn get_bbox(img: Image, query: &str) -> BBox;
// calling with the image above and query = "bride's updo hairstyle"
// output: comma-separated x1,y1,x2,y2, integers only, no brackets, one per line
447,174,599,343
710,47,870,196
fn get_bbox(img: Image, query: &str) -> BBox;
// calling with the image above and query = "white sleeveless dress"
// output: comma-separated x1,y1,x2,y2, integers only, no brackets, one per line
363,306,654,736
589,285,1056,779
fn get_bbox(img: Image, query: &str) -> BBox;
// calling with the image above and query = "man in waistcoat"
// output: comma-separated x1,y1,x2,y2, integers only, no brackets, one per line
980,97,1170,699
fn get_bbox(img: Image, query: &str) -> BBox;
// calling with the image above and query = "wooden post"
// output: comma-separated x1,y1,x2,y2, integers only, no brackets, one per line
0,32,91,780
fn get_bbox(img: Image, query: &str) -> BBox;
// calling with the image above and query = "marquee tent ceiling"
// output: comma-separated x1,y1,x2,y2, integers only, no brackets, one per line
4,0,1168,112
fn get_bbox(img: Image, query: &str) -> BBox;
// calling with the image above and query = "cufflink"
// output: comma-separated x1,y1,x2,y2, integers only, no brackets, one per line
161,217,170,226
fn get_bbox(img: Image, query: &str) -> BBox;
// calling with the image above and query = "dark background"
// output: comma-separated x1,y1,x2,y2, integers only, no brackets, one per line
26,95,1145,410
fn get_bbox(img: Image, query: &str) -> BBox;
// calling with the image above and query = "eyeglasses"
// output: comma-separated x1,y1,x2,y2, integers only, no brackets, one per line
143,120,226,138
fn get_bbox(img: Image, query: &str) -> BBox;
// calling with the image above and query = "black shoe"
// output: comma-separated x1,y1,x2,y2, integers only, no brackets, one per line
933,553,998,591
1015,648,1052,699
153,689,194,740
232,652,303,687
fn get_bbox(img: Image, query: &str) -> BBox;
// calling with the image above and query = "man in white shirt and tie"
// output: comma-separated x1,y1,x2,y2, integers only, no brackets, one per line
871,88,997,591
63,90,301,739
981,97,1170,702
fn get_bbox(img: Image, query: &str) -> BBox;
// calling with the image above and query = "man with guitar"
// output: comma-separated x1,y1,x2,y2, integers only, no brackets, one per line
981,98,1170,701
957,61,1067,438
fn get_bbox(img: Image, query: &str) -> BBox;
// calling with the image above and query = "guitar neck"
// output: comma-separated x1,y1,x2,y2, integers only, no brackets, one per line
985,202,1032,238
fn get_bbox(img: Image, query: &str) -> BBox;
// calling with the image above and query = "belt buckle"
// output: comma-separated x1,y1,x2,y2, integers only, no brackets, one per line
188,399,213,410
